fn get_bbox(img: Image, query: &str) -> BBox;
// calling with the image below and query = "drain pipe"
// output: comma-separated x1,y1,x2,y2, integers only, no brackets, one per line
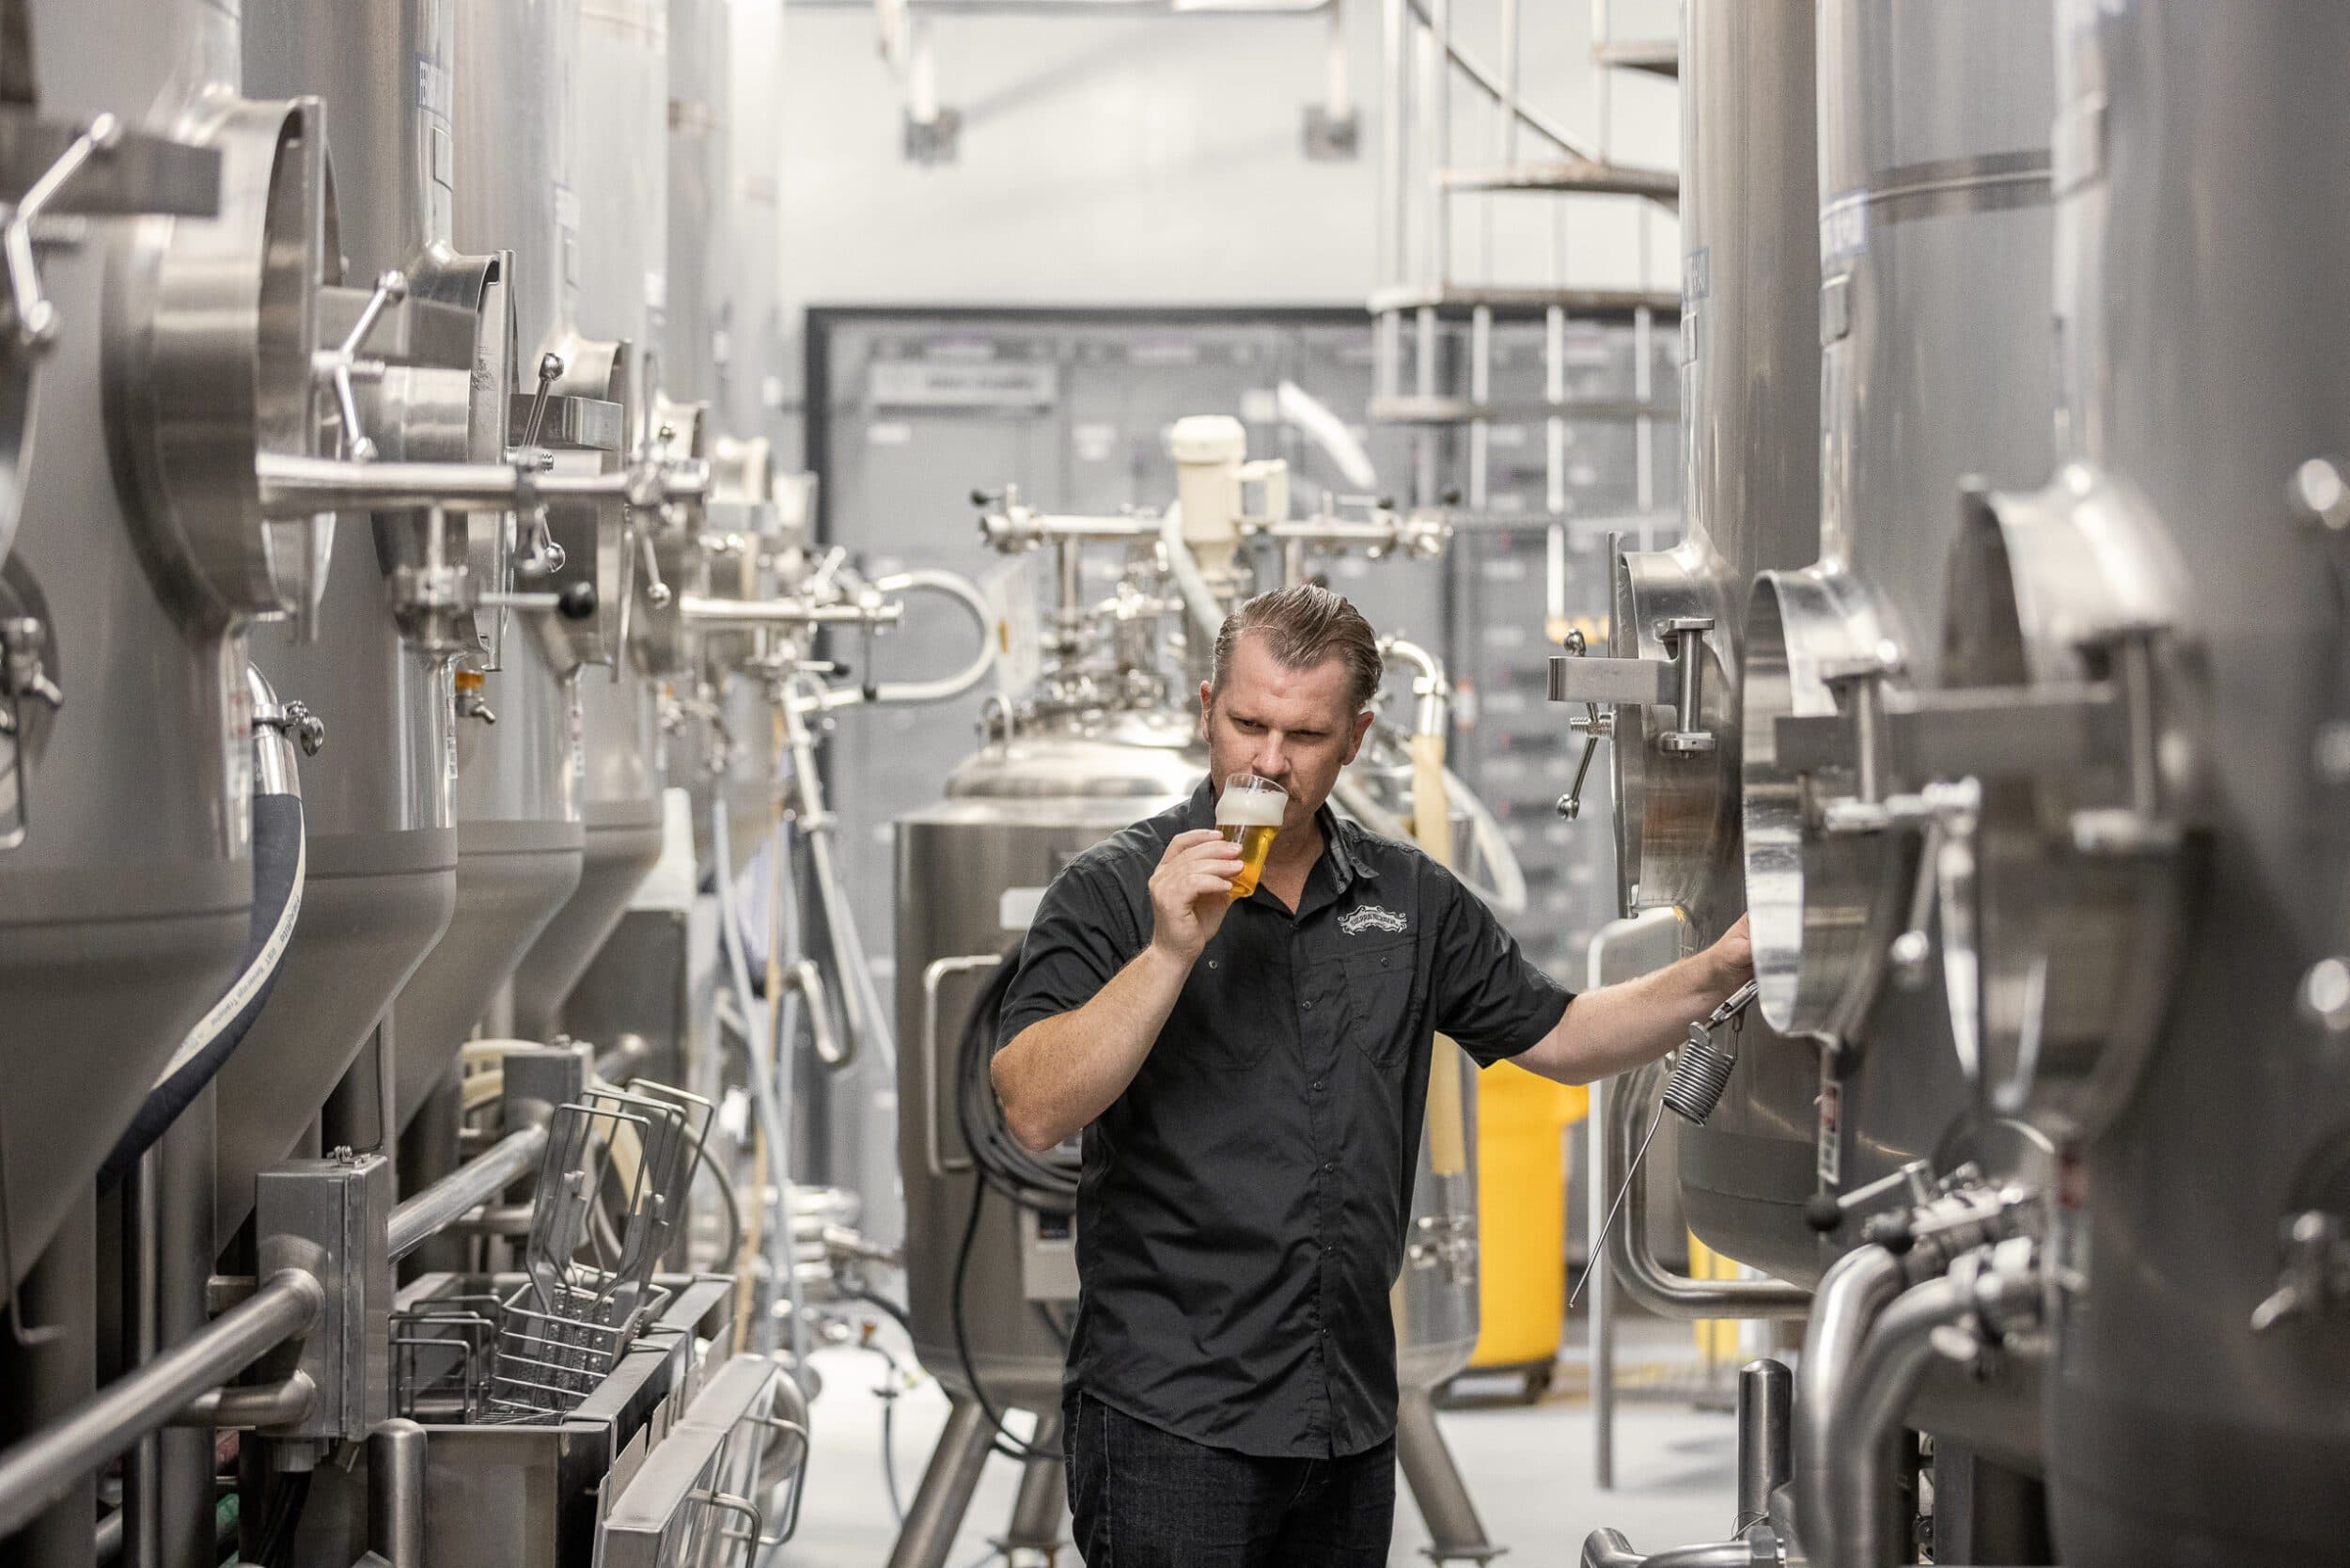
1601,1058,1810,1318
1580,1358,1794,1568
1792,1244,1905,1564
1824,1239,2043,1568
1824,1273,1971,1568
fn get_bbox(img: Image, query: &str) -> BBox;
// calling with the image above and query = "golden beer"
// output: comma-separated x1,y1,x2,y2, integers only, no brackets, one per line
1215,776,1287,899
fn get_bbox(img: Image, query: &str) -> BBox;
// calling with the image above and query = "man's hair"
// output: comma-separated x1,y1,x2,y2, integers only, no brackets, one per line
1209,585,1385,715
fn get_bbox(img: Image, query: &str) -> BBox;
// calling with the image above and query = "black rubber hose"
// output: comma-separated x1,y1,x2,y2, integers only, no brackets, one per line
945,948,1079,1461
951,1174,1062,1466
100,791,305,1187
955,949,1080,1208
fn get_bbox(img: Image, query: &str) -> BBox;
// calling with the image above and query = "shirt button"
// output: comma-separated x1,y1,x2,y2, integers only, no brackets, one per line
1323,1161,1334,1172
1311,1079,1324,1091
1302,1000,1313,1011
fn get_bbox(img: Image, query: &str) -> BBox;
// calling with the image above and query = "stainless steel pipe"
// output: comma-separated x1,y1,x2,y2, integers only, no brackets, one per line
0,1270,324,1540
1826,1274,1972,1568
1735,1359,1793,1531
1601,1059,1809,1318
1793,1244,1904,1563
166,1373,315,1430
1579,1532,1754,1568
384,1122,550,1262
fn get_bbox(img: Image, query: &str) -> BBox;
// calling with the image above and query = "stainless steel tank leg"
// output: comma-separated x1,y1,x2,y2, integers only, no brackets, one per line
397,1065,466,1278
157,1099,216,1568
885,1397,999,1568
0,1196,99,1568
999,1408,1067,1559
1395,1386,1499,1563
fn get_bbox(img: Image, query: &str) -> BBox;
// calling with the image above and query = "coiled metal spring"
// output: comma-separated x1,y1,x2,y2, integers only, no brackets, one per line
1662,1027,1740,1125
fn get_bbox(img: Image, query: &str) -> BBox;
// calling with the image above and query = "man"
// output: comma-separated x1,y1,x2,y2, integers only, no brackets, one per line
993,585,1753,1566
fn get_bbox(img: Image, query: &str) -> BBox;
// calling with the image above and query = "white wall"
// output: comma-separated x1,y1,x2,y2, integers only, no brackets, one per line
776,0,1681,387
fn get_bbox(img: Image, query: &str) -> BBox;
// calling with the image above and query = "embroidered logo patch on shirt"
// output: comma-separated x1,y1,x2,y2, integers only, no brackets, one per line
1339,903,1408,936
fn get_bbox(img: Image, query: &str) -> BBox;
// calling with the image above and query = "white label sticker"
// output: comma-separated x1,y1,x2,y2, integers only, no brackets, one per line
867,422,913,447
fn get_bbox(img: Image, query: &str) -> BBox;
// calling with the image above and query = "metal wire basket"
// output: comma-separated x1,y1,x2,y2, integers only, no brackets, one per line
481,1083,713,1421
487,1278,677,1420
390,1294,507,1423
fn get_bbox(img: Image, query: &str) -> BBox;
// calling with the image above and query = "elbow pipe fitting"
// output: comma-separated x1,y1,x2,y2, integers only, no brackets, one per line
1823,1274,1975,1568
1580,1530,1761,1568
1792,1244,1905,1565
1380,635,1449,738
813,568,997,711
1600,1062,1811,1320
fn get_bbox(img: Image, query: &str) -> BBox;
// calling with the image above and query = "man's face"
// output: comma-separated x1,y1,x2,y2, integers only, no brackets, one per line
1198,632,1377,830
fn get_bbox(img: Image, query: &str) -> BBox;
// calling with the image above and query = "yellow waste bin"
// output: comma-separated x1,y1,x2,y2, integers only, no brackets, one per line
1468,1059,1587,1379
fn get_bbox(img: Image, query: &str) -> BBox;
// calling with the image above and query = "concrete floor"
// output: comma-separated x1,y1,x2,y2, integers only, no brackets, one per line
779,1317,1741,1567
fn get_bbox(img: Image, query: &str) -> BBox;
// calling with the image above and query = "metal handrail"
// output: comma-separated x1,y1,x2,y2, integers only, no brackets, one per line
386,1122,550,1262
0,1269,324,1540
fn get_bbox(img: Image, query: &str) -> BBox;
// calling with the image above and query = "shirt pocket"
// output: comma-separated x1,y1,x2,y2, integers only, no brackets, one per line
1340,941,1417,1068
1158,944,1277,1071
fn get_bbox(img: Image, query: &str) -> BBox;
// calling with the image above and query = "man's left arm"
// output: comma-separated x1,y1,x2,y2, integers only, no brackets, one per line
1427,864,1752,1085
1507,918,1749,1087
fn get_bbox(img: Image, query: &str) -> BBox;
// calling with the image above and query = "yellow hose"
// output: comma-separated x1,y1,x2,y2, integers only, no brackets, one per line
1408,730,1469,1178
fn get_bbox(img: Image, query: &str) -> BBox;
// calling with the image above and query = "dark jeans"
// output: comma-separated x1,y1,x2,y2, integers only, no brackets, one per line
1063,1389,1397,1567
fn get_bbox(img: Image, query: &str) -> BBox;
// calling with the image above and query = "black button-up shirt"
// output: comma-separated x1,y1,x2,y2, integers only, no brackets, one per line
996,778,1573,1459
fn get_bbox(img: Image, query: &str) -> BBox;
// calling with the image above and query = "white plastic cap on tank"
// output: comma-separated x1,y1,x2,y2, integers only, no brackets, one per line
1168,414,1248,466
1171,414,1249,565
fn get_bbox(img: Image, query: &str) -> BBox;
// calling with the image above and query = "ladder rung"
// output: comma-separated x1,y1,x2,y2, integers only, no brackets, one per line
1439,158,1679,205
1594,39,1679,79
1371,395,1678,427
1369,283,1682,318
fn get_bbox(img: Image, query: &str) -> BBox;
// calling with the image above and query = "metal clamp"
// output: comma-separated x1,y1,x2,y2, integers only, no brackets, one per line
1545,617,1716,758
921,953,1007,1178
251,693,326,757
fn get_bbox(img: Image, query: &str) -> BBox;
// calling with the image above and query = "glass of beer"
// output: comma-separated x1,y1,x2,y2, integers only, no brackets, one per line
1216,774,1288,899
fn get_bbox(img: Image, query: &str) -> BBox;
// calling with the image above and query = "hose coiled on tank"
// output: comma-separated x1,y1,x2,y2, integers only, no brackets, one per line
948,948,1081,1463
99,789,306,1188
956,948,1081,1208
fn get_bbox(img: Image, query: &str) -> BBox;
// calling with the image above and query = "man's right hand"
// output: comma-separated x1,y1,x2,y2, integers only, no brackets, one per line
1148,828,1243,962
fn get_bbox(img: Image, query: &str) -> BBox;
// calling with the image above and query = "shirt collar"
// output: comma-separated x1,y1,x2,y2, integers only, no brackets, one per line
1183,776,1381,891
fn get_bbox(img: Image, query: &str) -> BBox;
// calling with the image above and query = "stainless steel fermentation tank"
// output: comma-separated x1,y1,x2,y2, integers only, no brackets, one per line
895,720,1200,1413
389,0,591,1129
1937,5,2350,1559
1727,0,2057,1277
227,0,494,1245
0,0,344,1294
509,0,676,1041
665,0,770,882
1553,0,1824,1283
721,0,787,455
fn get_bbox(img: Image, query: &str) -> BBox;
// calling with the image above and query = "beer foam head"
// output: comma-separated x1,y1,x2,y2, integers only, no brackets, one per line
1216,785,1286,828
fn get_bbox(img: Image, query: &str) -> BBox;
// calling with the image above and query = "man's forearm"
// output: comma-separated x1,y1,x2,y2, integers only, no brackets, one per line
994,944,1194,1150
1514,945,1744,1088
